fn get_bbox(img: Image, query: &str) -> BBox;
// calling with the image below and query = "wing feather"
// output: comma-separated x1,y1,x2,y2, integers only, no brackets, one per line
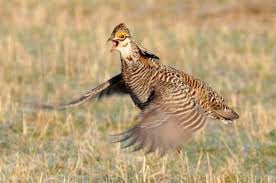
112,90,206,156
27,74,128,110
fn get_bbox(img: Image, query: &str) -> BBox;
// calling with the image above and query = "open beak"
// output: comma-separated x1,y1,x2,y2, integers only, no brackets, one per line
107,37,118,52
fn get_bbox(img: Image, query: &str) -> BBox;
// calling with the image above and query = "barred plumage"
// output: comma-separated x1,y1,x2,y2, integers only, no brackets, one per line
34,23,239,156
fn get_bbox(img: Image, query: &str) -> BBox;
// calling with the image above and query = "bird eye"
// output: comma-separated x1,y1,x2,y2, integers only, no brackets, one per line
119,34,125,39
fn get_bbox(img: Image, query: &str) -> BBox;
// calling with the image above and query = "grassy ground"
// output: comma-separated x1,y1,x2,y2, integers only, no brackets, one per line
0,0,275,182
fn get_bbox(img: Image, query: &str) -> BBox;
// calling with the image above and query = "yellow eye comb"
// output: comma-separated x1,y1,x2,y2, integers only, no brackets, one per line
115,31,129,39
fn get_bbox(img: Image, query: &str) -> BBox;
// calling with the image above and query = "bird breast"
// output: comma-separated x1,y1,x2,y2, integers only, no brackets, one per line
122,64,155,107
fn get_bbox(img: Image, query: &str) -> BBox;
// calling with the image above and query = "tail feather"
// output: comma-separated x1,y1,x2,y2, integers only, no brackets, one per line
213,107,239,121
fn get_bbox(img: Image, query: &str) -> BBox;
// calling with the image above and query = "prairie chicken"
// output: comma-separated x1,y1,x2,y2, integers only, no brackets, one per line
35,23,239,156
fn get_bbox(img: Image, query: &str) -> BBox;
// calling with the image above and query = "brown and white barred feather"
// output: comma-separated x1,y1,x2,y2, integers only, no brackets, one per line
31,23,239,156
113,38,238,155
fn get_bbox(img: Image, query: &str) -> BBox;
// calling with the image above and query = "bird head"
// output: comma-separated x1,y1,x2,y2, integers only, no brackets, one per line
107,23,133,57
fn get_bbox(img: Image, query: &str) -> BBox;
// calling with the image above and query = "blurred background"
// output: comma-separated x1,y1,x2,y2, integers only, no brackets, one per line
0,0,275,182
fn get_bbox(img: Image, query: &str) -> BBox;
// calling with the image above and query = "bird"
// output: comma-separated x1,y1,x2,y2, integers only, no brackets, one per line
33,23,239,156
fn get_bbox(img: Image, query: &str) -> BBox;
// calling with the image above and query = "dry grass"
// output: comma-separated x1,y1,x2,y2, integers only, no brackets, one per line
0,0,275,182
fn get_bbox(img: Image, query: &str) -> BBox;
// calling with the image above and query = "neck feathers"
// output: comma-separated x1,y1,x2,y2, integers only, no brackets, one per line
121,40,159,63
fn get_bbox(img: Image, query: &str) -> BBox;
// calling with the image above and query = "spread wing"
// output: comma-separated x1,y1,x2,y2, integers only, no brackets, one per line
112,88,206,156
28,74,128,110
